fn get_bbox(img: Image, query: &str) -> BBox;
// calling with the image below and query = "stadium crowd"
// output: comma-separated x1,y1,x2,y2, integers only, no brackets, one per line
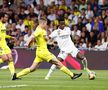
0,0,108,50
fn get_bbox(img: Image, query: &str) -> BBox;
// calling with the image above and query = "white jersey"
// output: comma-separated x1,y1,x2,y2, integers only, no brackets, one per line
49,27,78,54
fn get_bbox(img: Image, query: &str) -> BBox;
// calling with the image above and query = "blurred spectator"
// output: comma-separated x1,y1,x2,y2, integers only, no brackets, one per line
80,8,86,19
18,7,26,19
59,0,68,11
79,0,87,11
104,17,108,36
24,0,34,5
79,39,87,49
77,17,84,31
34,4,41,15
24,28,33,43
71,25,81,39
94,39,108,51
85,4,94,19
93,6,100,17
86,17,93,32
87,31,97,47
65,0,72,7
101,10,107,22
10,0,19,12
0,0,3,5
89,0,98,11
64,13,70,26
74,7,81,17
0,0,107,49
99,32,107,44
16,19,25,32
47,9,56,21
68,9,74,20
92,16,104,33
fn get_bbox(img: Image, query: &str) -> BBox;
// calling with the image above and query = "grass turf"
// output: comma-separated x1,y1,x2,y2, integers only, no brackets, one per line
0,69,108,90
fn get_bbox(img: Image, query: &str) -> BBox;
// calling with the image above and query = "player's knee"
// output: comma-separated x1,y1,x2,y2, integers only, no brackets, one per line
8,57,13,62
57,57,64,62
77,52,85,60
30,68,36,72
2,56,9,61
55,61,63,69
30,66,37,72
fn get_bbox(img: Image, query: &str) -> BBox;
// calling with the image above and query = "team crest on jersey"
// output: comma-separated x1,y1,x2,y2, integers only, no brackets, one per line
0,25,6,33
1,29,6,33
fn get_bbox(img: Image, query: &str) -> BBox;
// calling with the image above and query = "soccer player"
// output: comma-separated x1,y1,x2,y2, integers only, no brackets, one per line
12,18,82,80
0,12,16,77
45,21,96,80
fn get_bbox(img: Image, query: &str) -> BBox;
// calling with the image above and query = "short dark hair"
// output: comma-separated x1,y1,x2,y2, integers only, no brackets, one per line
0,12,5,19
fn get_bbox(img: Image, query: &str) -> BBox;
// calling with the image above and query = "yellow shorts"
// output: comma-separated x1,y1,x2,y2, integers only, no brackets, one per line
34,49,56,63
0,45,11,56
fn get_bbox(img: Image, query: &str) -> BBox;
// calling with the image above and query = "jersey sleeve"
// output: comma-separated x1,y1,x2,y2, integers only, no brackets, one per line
33,29,41,37
66,27,71,35
49,30,57,39
5,35,12,38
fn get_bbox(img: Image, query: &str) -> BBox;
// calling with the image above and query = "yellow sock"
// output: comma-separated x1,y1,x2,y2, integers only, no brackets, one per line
17,68,31,78
8,61,15,75
60,66,74,77
0,59,4,64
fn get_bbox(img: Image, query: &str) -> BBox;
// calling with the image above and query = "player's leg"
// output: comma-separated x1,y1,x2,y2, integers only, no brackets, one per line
3,46,15,75
70,48,91,73
49,56,82,80
45,64,56,80
7,53,15,75
0,48,8,64
76,52,96,80
76,52,91,72
12,56,41,80
18,62,40,77
42,50,82,80
0,58,4,63
45,52,67,80
0,55,8,63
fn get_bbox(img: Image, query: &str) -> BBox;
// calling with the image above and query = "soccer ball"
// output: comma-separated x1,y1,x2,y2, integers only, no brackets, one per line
88,71,96,80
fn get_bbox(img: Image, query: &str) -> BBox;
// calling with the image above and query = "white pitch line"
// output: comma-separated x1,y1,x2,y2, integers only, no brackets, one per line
0,85,28,88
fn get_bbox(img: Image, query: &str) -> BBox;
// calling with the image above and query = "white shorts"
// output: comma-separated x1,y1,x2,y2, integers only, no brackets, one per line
58,48,79,60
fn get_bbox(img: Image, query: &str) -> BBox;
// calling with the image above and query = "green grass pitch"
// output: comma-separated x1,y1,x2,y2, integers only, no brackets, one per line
0,69,108,90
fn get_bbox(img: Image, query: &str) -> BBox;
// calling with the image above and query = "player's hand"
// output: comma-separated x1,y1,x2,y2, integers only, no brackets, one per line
24,43,29,47
11,37,17,41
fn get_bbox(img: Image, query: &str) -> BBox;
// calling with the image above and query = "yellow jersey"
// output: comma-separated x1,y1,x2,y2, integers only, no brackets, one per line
33,25,47,50
0,21,11,46
0,21,11,55
0,21,7,46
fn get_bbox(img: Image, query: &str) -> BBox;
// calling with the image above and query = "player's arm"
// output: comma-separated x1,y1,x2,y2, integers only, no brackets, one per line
47,36,58,49
44,35,49,41
0,34,13,41
24,34,35,47
70,34,75,42
5,35,17,41
46,36,53,44
68,27,75,43
47,30,58,47
44,35,56,46
5,35,12,39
